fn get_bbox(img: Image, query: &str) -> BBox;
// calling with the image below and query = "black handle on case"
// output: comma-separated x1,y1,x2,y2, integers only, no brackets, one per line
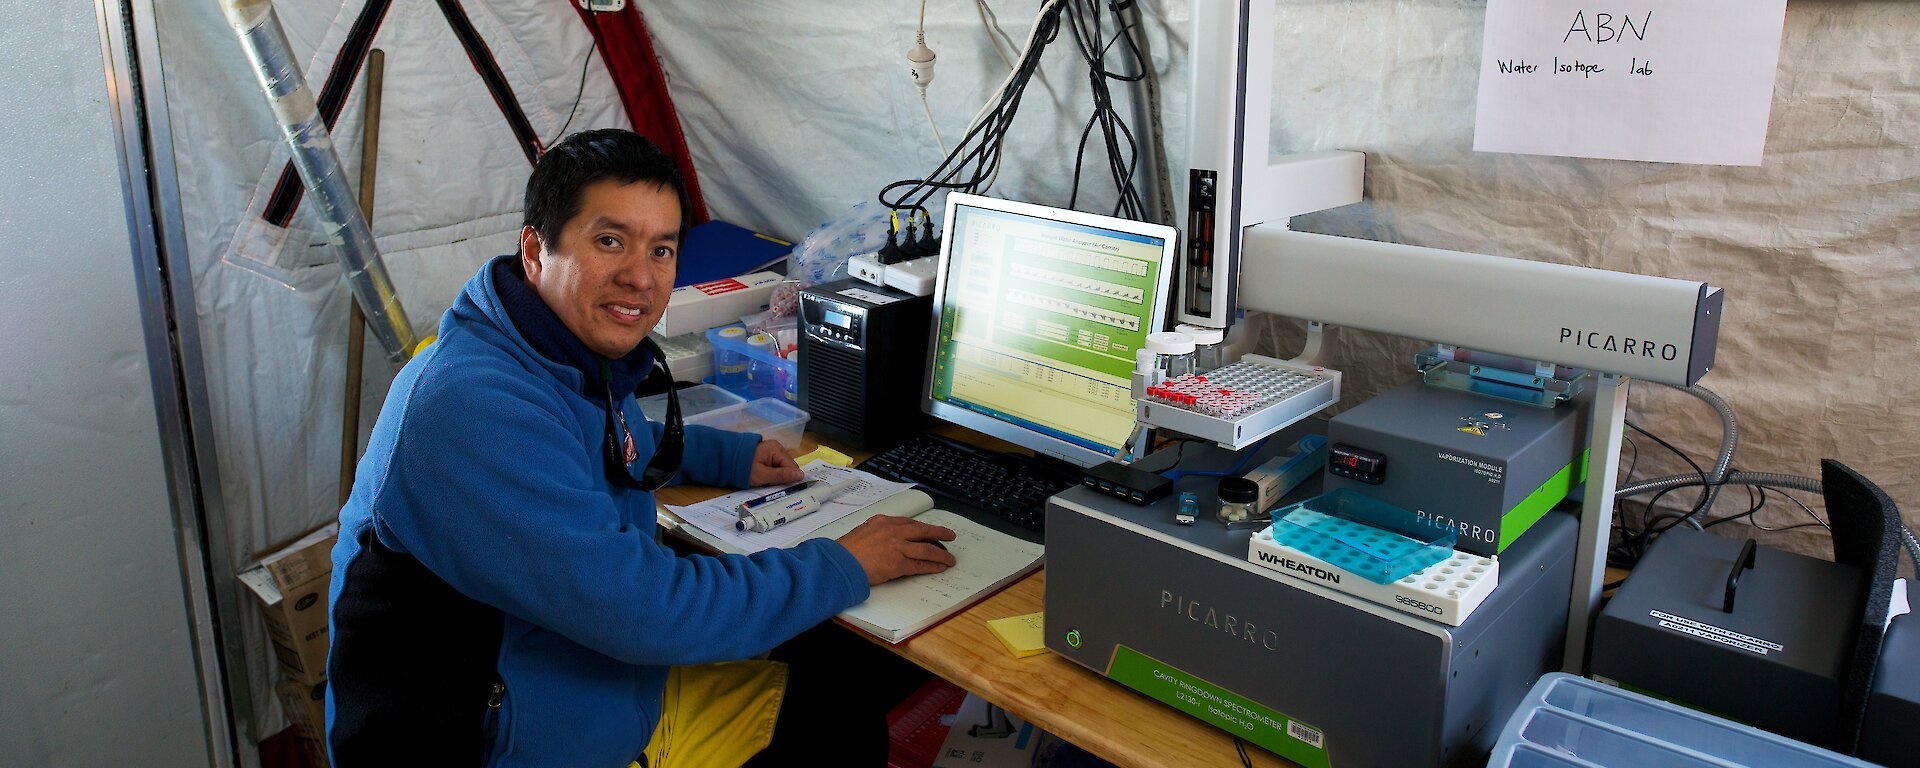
1722,538,1758,613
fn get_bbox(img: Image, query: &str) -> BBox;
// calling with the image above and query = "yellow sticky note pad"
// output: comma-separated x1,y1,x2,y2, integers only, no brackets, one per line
793,445,854,467
986,612,1049,659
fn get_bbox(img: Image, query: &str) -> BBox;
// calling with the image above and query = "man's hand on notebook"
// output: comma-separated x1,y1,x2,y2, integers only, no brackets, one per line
838,515,958,586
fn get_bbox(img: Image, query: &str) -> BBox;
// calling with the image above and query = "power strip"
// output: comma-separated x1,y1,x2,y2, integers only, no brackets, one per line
848,253,938,297
883,256,938,295
849,253,888,286
1246,530,1499,626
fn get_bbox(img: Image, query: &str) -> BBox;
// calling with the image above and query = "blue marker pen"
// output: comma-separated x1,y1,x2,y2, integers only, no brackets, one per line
734,480,815,516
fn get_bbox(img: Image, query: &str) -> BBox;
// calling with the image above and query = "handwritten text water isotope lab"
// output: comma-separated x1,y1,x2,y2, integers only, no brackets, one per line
1493,11,1655,80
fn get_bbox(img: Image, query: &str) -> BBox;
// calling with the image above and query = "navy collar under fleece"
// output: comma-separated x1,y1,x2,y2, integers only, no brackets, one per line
491,257,654,399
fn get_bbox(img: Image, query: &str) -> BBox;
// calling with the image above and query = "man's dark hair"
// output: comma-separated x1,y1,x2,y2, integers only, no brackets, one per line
523,129,690,248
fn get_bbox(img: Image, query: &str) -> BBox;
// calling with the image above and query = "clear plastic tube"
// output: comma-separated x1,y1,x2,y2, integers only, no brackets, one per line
223,0,415,364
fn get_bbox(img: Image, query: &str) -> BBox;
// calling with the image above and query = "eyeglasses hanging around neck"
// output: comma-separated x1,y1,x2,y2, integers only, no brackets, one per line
602,338,683,491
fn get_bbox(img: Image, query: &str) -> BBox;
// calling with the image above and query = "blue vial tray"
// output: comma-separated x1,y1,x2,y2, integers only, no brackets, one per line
1271,489,1455,584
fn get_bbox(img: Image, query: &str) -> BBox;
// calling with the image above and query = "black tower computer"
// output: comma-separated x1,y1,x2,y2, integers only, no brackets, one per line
797,278,933,450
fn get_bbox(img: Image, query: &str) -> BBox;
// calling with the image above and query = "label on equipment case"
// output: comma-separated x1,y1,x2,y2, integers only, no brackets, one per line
839,287,902,306
1649,609,1783,656
1106,645,1332,768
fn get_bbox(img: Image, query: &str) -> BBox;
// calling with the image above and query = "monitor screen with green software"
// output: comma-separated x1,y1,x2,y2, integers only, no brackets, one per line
925,193,1179,467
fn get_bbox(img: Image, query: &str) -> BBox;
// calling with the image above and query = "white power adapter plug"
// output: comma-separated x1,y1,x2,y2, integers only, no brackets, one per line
907,33,937,86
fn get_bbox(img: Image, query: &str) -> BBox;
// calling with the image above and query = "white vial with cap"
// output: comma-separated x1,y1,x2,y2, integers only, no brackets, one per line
1176,324,1227,372
1135,348,1162,387
1144,331,1197,379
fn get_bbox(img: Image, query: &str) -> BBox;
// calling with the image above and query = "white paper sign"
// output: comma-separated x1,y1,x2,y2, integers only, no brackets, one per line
1473,0,1789,165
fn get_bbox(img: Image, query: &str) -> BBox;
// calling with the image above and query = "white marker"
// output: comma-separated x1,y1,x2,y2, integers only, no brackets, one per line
735,478,860,533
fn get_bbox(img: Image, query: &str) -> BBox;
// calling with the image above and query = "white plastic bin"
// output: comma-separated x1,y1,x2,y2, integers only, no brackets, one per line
637,383,744,424
1489,673,1876,768
685,397,809,452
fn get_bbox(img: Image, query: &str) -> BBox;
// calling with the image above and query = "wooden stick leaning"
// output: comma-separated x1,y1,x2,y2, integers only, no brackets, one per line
340,49,384,507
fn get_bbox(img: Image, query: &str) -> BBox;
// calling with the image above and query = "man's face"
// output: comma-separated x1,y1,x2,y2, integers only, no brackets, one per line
521,180,680,359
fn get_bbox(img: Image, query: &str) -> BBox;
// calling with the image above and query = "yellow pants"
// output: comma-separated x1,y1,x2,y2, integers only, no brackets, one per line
631,660,789,768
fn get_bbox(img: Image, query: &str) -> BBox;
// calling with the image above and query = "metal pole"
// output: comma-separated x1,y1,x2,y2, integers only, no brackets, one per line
1566,373,1628,673
101,0,245,762
219,0,415,366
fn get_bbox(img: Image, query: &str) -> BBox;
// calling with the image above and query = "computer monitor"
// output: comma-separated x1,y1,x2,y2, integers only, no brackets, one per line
925,193,1179,467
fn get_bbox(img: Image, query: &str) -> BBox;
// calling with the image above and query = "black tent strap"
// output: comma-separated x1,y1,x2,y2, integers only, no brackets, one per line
434,0,543,166
263,0,542,228
263,0,394,227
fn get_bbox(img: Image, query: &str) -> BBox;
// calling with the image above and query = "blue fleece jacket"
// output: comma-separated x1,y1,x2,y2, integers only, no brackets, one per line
326,256,870,766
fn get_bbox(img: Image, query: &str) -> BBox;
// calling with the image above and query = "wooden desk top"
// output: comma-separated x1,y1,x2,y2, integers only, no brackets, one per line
656,427,1294,767
874,569,1294,768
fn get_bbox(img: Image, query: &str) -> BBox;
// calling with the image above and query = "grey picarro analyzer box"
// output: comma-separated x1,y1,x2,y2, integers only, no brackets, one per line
1044,482,1577,767
1324,382,1585,557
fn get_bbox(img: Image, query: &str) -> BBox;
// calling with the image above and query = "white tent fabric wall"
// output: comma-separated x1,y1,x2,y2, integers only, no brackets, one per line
639,2,1191,243
153,0,1915,744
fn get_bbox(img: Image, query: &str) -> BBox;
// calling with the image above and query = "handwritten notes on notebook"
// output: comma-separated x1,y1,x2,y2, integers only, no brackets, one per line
837,509,1045,644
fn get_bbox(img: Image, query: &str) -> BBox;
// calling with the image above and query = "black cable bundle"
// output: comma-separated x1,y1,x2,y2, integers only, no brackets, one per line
1060,0,1150,220
1606,419,1829,572
878,0,1149,224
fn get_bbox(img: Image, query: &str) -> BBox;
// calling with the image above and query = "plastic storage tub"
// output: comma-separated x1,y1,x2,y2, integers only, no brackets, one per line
705,324,797,403
637,383,745,424
685,397,809,452
1270,489,1455,583
1488,673,1876,767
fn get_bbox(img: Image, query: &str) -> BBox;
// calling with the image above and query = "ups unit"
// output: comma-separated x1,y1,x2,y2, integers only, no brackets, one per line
797,279,933,450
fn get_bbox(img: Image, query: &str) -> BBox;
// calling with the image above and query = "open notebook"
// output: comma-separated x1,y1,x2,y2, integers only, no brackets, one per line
808,491,1044,643
665,476,1043,644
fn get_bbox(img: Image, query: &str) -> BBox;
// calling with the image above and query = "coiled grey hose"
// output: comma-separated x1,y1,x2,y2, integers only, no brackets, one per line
1638,471,1919,573
1615,384,1738,505
1606,385,1919,572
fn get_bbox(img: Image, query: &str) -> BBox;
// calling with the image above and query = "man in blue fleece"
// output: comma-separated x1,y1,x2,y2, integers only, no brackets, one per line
326,129,956,766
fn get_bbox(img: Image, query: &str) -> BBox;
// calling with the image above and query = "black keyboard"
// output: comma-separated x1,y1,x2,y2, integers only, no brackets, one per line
860,433,1079,532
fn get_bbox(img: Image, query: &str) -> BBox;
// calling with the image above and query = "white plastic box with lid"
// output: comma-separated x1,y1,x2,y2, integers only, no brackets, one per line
638,383,810,452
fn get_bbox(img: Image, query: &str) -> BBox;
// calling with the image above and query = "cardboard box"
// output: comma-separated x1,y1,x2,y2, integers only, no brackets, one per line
657,271,783,336
275,677,329,766
240,523,338,684
933,694,1039,768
